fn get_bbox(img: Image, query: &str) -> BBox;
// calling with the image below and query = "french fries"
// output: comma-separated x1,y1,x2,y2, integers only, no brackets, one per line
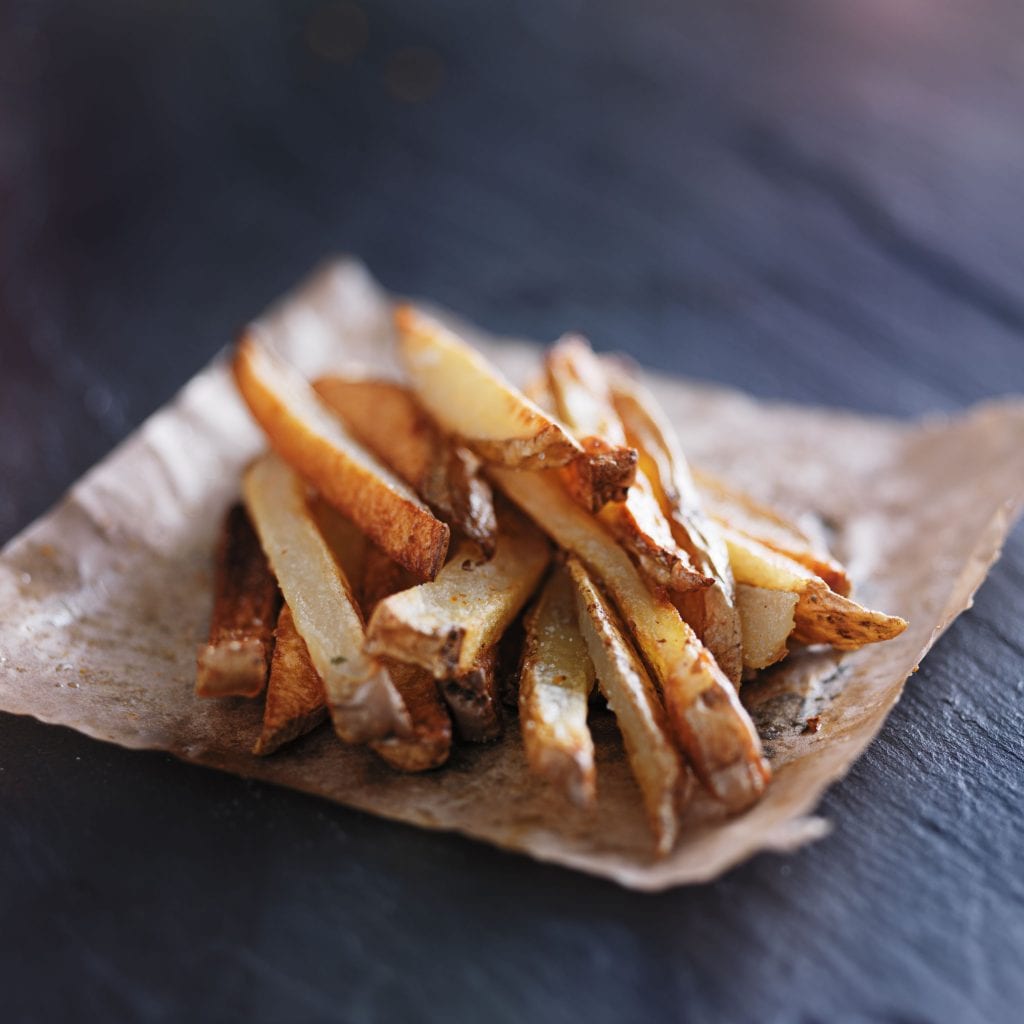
365,507,550,678
360,544,453,771
720,527,907,649
243,453,409,744
609,372,744,685
568,558,686,854
395,305,584,470
315,377,498,555
233,331,450,579
492,467,771,811
519,566,596,806
253,604,328,756
202,284,911,852
735,584,798,671
196,504,280,698
695,470,852,596
545,337,710,593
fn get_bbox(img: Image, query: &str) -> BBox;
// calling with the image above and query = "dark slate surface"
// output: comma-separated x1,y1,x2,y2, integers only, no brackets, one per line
1,2,1022,1021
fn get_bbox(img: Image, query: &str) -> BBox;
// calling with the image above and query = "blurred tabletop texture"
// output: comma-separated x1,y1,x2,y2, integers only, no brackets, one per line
1,2,1023,1022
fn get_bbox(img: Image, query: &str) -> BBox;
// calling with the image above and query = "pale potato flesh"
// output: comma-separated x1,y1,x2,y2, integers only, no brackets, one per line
364,506,550,677
243,453,409,744
491,467,771,812
253,603,328,756
735,584,798,671
395,305,583,469
721,527,907,650
233,331,449,579
609,373,743,685
568,558,686,855
519,565,597,807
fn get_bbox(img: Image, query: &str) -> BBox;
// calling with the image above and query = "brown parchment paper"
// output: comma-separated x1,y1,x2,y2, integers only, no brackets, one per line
2,259,1023,890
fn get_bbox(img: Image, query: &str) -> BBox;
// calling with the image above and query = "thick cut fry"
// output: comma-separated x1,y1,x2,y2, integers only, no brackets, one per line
196,503,280,698
233,331,449,579
440,646,503,742
736,584,798,671
492,468,771,811
545,336,638,509
360,545,453,772
315,377,497,555
395,305,583,470
568,558,686,854
609,372,743,685
545,337,708,592
243,453,409,744
253,604,328,756
519,566,596,807
365,507,550,678
721,527,907,650
695,470,852,596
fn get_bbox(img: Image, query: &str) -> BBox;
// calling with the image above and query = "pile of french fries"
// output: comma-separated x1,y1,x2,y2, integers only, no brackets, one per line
196,306,907,854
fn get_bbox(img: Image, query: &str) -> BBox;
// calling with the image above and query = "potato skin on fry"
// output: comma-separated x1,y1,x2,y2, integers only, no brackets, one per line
492,467,771,812
315,376,498,556
396,305,584,470
253,603,328,756
233,331,450,580
519,566,596,807
568,558,686,854
440,646,503,743
196,503,280,699
721,527,907,650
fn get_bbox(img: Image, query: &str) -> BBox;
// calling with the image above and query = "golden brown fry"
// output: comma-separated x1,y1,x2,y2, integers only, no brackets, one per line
545,337,708,593
545,336,638,509
253,604,328,756
601,476,714,594
314,376,497,555
196,503,279,698
360,544,453,772
243,453,409,744
609,372,743,684
519,566,596,807
720,527,907,650
395,305,583,470
568,558,686,854
492,467,771,811
440,646,503,743
233,330,450,580
695,470,852,596
365,506,550,678
735,584,798,671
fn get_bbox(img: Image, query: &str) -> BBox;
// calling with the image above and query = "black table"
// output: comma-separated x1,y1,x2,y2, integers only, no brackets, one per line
2,3,1022,1021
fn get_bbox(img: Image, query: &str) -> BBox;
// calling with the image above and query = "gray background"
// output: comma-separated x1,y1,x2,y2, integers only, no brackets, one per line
1,2,1022,1022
